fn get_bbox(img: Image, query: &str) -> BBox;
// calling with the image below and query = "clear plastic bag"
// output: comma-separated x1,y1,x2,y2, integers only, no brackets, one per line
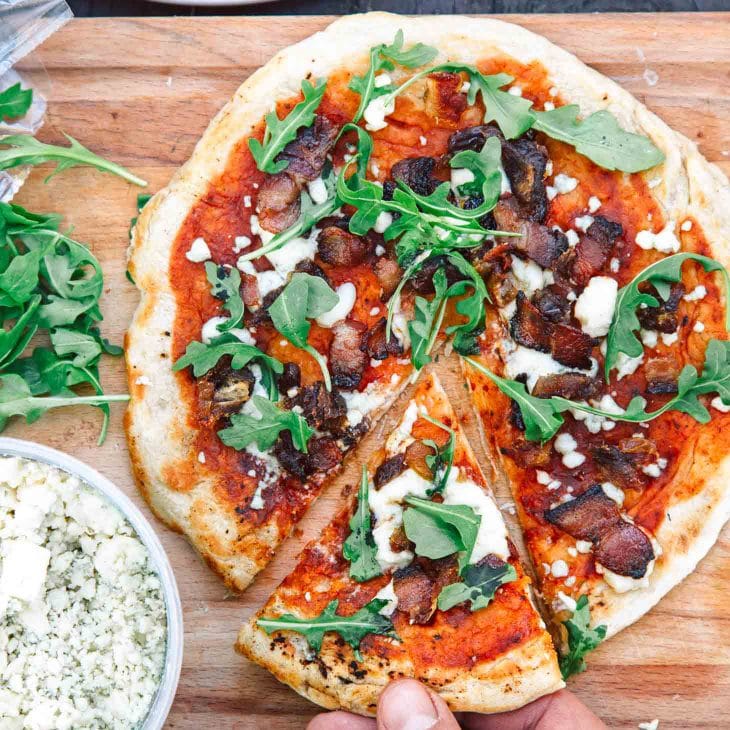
0,0,72,200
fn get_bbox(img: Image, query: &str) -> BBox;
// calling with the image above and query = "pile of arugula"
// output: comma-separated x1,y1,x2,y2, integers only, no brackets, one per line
0,83,145,442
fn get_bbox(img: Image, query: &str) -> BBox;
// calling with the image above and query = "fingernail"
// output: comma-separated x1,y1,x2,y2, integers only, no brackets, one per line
379,680,439,730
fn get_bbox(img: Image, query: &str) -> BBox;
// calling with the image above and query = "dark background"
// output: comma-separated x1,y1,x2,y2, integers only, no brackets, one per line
68,0,730,18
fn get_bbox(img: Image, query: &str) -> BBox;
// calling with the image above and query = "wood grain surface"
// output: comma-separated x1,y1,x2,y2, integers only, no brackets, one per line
9,14,730,729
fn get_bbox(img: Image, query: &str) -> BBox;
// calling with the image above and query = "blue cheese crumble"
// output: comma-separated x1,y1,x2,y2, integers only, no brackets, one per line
0,456,166,729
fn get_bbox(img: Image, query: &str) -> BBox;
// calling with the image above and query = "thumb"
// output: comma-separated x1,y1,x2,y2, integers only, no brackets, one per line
377,679,460,730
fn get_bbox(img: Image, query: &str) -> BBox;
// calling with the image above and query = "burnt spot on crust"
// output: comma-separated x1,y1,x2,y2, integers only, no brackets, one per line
544,484,655,578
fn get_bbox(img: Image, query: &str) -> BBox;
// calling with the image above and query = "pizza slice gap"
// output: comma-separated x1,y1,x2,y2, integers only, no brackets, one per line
236,371,563,715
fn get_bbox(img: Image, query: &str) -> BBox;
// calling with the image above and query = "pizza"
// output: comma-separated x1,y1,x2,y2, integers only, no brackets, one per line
125,9,730,694
236,372,563,714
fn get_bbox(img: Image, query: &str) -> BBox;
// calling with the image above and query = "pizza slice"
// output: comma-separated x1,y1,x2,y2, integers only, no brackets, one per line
236,372,563,714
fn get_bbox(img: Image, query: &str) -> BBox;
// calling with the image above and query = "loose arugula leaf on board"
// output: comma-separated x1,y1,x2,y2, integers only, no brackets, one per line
532,106,665,173
258,598,398,658
463,356,566,442
437,561,517,612
403,496,481,568
559,595,607,680
0,134,147,186
0,373,129,434
205,262,244,331
218,395,314,453
350,30,438,123
605,252,730,378
173,337,283,380
420,413,455,495
129,192,153,239
0,296,40,369
50,328,102,368
268,273,339,390
343,466,382,583
248,78,327,174
0,83,33,122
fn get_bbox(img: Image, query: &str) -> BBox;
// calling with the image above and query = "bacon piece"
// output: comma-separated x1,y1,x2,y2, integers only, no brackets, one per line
329,320,368,389
364,317,404,360
374,454,406,489
393,563,437,624
241,273,260,309
533,287,570,323
544,484,655,578
637,283,685,334
257,115,338,234
390,157,440,196
405,440,434,481
425,72,468,125
276,115,338,183
277,362,301,393
374,257,403,300
544,485,619,542
389,526,413,554
317,226,372,267
510,293,596,369
198,361,254,422
501,439,551,468
557,216,623,288
257,173,301,233
409,256,461,295
593,520,655,578
305,436,343,475
288,381,347,434
447,124,500,154
531,373,603,400
591,440,656,490
493,198,567,268
645,357,680,395
501,137,549,222
295,259,332,286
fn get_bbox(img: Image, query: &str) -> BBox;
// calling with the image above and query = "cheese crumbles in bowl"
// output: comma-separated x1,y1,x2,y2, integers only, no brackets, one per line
0,439,183,730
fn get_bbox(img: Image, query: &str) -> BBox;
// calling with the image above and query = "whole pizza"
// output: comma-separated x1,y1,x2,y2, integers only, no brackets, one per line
125,12,730,714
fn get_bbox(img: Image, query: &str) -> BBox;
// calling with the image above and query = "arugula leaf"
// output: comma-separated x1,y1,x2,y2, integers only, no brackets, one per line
437,561,517,612
0,83,33,122
559,595,607,679
605,252,730,377
463,71,535,140
0,296,41,369
403,496,481,568
205,262,244,331
449,136,503,209
258,598,397,658
420,413,455,495
464,356,565,441
268,273,339,390
343,466,381,583
50,328,102,368
350,30,438,123
248,78,327,174
408,268,449,371
533,106,665,173
218,395,313,453
172,337,283,384
0,134,146,186
0,373,128,434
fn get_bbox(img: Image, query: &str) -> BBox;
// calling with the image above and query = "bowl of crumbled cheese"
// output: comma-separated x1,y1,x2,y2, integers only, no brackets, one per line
0,437,183,730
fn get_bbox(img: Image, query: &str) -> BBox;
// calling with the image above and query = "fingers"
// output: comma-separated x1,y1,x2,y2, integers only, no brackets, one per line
307,710,376,730
457,689,607,730
376,679,460,730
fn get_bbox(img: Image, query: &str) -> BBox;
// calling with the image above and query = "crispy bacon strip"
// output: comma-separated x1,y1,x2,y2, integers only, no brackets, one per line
329,320,368,389
510,292,596,369
531,373,603,400
544,484,654,578
637,283,685,334
364,317,404,360
374,454,406,489
317,226,372,267
557,216,622,288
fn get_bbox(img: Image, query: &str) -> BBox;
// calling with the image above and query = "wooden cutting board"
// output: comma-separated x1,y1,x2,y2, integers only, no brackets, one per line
10,13,730,729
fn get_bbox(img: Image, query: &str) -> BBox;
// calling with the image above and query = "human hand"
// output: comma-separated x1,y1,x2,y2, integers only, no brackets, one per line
307,679,606,730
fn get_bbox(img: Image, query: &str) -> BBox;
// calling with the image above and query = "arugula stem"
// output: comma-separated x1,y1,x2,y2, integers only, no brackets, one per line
409,296,447,384
305,345,332,391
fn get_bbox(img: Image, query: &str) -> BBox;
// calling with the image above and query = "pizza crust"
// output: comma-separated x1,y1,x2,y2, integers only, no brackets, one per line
127,11,730,632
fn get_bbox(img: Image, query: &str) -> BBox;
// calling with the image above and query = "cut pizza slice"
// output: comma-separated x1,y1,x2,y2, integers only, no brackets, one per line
236,372,563,714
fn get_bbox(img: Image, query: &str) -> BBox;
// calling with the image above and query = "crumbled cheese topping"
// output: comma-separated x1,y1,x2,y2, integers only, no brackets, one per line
684,285,707,302
553,173,579,195
315,282,357,328
574,276,618,337
185,237,211,263
635,222,680,253
364,95,395,132
0,457,166,729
